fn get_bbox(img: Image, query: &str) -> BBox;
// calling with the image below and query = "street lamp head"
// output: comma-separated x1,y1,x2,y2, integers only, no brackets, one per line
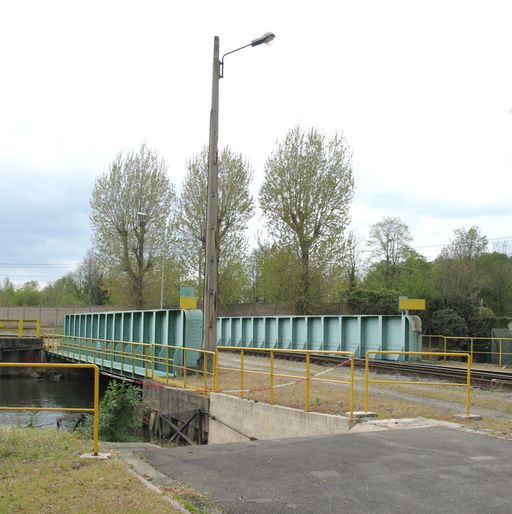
251,32,275,47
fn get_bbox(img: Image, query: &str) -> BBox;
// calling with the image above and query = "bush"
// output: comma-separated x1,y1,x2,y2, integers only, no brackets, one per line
98,381,143,442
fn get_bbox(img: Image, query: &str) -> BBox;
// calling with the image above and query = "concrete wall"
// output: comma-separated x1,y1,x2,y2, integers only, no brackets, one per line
208,393,350,444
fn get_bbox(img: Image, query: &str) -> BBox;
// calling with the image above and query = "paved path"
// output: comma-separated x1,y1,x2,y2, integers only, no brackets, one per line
126,426,512,514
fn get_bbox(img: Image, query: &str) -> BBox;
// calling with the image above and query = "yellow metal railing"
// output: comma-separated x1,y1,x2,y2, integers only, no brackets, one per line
423,335,512,366
0,319,41,337
43,334,217,394
217,347,355,418
364,351,472,416
0,362,99,455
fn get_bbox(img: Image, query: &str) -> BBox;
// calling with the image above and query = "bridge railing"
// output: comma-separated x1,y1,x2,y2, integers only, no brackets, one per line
216,347,355,418
0,319,41,338
0,362,99,455
44,334,217,394
423,334,512,366
364,351,472,416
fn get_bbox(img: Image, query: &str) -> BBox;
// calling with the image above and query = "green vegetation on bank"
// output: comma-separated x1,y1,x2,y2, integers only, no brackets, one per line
0,427,181,513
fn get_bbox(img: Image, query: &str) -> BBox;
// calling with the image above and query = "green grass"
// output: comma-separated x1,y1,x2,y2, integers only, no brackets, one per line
0,427,182,513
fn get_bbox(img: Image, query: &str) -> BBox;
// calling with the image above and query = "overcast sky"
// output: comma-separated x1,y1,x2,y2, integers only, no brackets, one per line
1,0,511,285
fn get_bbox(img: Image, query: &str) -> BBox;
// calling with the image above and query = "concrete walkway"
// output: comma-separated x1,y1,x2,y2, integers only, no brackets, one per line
119,426,512,514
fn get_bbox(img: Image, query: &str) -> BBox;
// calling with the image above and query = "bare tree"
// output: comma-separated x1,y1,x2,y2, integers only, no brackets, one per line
90,144,176,308
259,126,354,313
367,217,412,289
177,146,254,303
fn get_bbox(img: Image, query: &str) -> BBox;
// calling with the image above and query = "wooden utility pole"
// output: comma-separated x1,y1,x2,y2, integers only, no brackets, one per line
203,36,220,358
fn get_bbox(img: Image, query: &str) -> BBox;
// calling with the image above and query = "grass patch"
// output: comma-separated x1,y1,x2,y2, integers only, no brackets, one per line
0,427,182,513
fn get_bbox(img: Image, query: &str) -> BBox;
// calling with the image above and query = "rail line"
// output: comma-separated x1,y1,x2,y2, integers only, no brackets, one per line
230,349,512,390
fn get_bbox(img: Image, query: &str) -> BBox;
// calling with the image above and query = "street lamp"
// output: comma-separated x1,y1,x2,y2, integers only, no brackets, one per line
202,32,275,357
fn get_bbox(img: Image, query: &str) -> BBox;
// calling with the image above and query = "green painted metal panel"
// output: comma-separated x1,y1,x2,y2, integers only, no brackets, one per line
62,309,203,378
217,314,422,361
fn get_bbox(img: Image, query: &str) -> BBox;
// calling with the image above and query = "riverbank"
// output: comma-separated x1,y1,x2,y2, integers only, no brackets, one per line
0,427,184,513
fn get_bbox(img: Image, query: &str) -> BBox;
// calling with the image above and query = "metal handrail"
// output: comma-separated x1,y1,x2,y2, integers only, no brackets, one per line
364,351,472,416
0,362,99,455
218,346,355,418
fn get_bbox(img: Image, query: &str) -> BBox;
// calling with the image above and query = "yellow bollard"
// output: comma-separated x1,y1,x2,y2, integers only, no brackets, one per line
269,351,275,405
364,352,370,412
240,350,245,399
305,353,311,412
18,319,23,338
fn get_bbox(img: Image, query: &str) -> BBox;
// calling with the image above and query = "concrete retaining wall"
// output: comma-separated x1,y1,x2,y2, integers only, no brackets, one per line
209,393,351,444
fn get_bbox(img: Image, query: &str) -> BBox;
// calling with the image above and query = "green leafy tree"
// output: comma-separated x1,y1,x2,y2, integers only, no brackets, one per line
0,278,15,305
40,275,82,305
476,252,512,317
259,126,354,313
177,146,254,304
11,281,41,305
432,226,488,299
90,143,176,308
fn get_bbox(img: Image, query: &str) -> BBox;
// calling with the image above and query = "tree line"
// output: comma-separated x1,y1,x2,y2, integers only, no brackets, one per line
2,126,511,337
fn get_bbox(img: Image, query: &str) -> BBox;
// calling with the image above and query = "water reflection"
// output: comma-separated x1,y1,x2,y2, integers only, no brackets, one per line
0,377,107,428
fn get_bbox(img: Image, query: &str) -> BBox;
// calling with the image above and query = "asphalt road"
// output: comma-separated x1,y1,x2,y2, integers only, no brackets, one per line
131,426,512,514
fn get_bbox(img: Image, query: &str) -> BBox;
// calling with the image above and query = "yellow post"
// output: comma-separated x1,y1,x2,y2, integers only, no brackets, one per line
470,338,474,362
349,353,354,419
269,351,275,405
101,339,105,369
305,353,311,412
364,352,370,412
240,350,245,399
203,352,207,392
213,351,219,391
466,354,472,417
183,349,187,389
151,344,155,379
18,319,23,338
500,339,503,367
35,319,41,337
144,345,148,378
110,341,114,372
131,343,135,378
121,342,124,374
166,346,170,383
93,365,99,455
443,337,447,361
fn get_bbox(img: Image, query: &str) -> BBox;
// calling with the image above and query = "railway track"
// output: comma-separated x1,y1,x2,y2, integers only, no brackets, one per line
232,349,512,390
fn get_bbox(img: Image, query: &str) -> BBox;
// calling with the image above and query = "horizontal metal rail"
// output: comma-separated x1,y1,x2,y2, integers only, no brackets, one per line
364,351,472,417
218,346,355,418
0,362,99,455
43,334,217,394
0,319,41,338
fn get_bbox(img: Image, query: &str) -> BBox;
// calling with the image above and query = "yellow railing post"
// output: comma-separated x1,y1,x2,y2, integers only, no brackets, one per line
364,352,370,412
35,319,41,337
165,345,169,383
305,353,311,412
93,364,99,455
203,352,207,392
269,350,275,405
443,337,447,361
213,351,219,391
18,319,23,338
183,349,187,389
349,353,354,419
466,354,472,417
500,339,503,367
240,350,245,399
470,338,474,362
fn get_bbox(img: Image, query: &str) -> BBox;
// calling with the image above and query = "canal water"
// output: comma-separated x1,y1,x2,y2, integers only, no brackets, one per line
0,377,110,428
